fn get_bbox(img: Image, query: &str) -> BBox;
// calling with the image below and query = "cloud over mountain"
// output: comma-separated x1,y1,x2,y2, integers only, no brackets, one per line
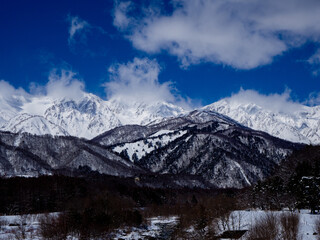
1,57,190,108
0,80,28,100
105,57,192,108
46,69,85,100
114,0,320,69
224,88,304,114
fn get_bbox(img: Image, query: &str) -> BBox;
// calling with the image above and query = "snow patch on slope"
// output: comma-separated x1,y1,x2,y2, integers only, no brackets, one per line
150,130,175,137
113,130,187,162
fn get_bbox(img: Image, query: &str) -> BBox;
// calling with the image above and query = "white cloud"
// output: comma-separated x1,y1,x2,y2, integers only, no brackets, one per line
113,1,132,31
0,70,85,103
68,16,90,45
308,49,320,65
46,69,85,100
308,48,320,76
0,80,28,100
225,88,304,114
105,57,192,108
0,80,29,111
114,0,320,69
67,15,109,56
0,70,86,116
1,60,192,111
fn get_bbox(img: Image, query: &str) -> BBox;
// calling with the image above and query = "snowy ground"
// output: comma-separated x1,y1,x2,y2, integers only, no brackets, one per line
114,210,320,240
0,214,42,240
233,210,320,240
0,210,319,239
0,214,179,240
112,216,179,239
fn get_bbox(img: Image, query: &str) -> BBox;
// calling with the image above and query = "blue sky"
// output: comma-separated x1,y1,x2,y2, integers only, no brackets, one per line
1,0,320,107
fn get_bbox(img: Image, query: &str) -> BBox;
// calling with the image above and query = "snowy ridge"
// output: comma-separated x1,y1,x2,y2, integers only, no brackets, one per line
1,90,320,144
1,113,69,136
0,93,186,139
204,99,320,144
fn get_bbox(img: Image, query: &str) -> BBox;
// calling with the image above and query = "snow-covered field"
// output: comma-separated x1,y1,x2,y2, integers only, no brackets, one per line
234,210,320,240
0,214,179,240
0,210,319,239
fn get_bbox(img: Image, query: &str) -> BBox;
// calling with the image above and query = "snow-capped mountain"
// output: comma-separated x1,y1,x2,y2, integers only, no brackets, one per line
204,99,320,144
1,90,320,144
0,93,187,139
43,94,121,138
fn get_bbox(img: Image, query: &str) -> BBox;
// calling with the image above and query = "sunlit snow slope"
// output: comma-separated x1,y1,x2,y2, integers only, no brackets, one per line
204,99,320,144
0,93,186,139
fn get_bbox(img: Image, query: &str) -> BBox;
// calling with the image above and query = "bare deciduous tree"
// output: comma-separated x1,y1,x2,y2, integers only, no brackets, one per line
10,214,36,240
39,213,69,240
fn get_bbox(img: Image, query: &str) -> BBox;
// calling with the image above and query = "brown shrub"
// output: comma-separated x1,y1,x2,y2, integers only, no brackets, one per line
171,195,238,239
280,212,300,240
248,212,279,240
39,213,69,240
315,217,320,240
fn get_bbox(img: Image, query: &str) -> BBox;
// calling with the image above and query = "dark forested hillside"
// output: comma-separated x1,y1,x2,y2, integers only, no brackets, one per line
95,110,302,188
246,145,320,211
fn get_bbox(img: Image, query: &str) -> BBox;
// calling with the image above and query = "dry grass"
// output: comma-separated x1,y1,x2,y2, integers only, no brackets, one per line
314,217,320,240
280,212,300,240
248,212,279,240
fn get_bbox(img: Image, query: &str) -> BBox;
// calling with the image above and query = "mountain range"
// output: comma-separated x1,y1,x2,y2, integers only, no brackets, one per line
0,110,300,188
0,91,318,188
0,93,186,139
1,92,319,144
